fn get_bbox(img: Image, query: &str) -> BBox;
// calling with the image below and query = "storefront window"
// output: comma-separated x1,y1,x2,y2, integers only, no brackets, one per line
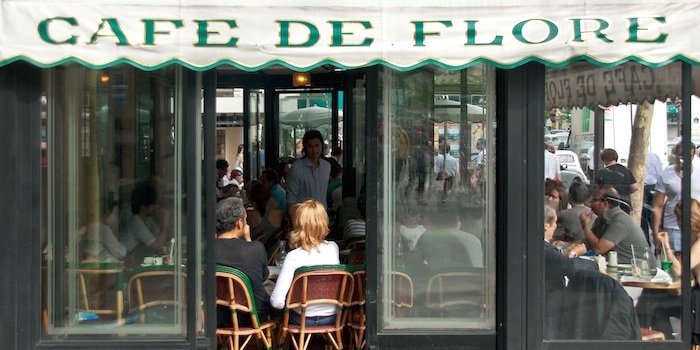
41,65,191,338
543,62,690,340
379,65,496,330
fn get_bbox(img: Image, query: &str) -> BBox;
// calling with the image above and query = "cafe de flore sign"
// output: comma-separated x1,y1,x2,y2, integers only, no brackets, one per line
1,0,699,70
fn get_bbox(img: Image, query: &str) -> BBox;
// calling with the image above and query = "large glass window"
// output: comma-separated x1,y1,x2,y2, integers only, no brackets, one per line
41,65,191,338
543,62,692,341
379,65,496,330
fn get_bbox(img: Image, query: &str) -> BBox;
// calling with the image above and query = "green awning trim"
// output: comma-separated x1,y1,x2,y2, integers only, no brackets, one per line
2,55,698,72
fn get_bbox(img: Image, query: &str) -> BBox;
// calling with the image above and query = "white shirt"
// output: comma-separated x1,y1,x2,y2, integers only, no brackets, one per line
644,152,663,186
120,215,159,252
434,154,460,177
587,146,596,171
399,225,426,251
655,165,700,229
544,150,561,180
270,241,340,316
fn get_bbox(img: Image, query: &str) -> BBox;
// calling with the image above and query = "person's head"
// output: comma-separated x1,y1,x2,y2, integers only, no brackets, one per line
249,180,271,213
302,129,324,161
289,199,329,252
403,205,422,226
260,168,279,188
476,138,486,151
216,197,247,236
600,148,619,165
331,146,343,159
216,159,229,177
672,141,697,167
589,185,621,216
544,179,567,212
468,168,480,188
544,205,557,241
674,199,700,242
237,144,244,155
329,158,343,180
568,181,589,205
131,181,158,215
231,166,243,182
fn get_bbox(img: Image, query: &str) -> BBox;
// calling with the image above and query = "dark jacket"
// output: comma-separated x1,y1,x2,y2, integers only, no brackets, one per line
546,268,641,340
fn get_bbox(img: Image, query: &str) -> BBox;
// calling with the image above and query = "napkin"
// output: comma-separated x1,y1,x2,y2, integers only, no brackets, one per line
650,268,673,283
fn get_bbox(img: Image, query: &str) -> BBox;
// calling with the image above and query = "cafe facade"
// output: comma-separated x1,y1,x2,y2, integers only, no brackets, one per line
2,0,700,349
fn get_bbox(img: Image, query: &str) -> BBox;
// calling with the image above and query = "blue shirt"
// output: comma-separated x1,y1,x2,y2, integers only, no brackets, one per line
286,157,331,207
271,184,287,212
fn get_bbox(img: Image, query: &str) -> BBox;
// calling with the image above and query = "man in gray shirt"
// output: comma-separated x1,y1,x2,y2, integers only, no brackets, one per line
580,185,649,265
286,129,331,218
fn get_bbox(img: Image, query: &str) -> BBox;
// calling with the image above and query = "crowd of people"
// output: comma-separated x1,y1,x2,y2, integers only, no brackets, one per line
544,141,700,339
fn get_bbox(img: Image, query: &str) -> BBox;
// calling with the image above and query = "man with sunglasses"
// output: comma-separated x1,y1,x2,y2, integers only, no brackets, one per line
580,185,649,265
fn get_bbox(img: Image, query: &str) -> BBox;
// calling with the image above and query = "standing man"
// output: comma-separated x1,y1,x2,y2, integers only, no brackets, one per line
580,186,649,264
544,142,561,181
596,148,638,212
286,130,331,218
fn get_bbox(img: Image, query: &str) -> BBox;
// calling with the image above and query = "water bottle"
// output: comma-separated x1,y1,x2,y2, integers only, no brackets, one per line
276,240,287,266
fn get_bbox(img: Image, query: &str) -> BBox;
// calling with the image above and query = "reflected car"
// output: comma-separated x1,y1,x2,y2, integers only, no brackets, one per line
560,166,589,190
555,150,587,180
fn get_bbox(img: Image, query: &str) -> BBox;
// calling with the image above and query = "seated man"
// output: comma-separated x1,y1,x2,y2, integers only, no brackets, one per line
580,185,649,265
120,181,171,265
216,197,270,326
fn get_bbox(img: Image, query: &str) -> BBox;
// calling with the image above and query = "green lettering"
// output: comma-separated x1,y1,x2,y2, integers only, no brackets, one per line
143,19,184,46
276,21,320,47
464,20,502,46
571,18,612,43
329,21,373,47
627,17,667,43
513,19,558,44
194,19,238,47
88,18,130,46
412,20,452,47
38,17,78,45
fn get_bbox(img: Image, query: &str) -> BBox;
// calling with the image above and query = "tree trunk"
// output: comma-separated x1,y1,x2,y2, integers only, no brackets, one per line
627,101,654,225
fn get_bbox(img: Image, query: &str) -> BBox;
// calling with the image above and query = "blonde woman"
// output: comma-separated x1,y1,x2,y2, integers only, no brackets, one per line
270,199,340,325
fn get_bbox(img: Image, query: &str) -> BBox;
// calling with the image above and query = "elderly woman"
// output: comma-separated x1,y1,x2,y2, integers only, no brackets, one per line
269,199,340,326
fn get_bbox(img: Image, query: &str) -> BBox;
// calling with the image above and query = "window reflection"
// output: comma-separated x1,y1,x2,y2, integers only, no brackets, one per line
41,65,187,338
543,62,697,341
381,66,496,330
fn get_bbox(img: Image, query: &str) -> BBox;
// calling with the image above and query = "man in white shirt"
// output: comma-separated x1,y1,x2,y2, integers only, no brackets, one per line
544,142,561,181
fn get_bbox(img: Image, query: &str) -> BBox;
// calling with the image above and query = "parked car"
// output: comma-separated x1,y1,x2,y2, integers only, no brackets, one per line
560,167,589,190
556,150,586,179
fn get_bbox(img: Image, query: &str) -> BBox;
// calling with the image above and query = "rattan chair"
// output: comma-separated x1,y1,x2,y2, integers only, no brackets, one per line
391,271,414,317
76,262,125,322
126,265,185,324
216,265,275,350
425,271,485,317
346,266,366,350
278,265,354,350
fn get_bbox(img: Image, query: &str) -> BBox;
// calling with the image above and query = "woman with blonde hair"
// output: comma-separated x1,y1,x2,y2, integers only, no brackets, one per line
270,199,340,325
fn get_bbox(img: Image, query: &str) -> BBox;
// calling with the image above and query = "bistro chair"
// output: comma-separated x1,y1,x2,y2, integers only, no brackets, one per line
425,271,485,318
216,265,275,350
391,271,414,317
76,262,125,322
127,265,185,324
278,265,354,350
346,266,366,350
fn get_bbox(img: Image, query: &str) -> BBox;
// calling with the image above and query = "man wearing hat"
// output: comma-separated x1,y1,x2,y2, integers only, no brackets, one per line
579,185,649,265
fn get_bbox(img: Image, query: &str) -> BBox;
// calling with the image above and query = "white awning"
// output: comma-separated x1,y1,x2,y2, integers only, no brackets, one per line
1,0,699,71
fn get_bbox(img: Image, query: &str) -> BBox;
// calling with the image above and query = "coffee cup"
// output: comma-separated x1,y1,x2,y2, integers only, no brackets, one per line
143,256,155,265
153,257,163,266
